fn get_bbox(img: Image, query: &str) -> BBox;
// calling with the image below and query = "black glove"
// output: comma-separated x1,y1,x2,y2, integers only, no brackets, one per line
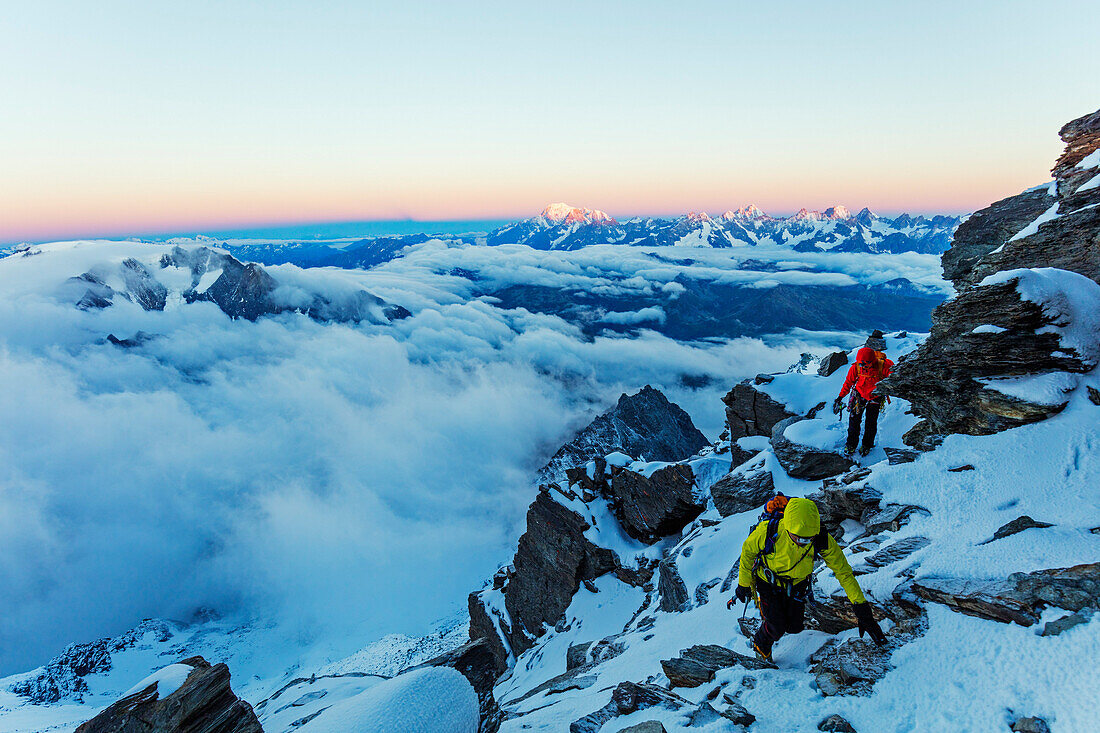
853,602,886,646
832,397,844,415
736,585,752,603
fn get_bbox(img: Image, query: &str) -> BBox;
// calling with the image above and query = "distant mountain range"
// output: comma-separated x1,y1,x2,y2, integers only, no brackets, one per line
485,203,959,253
220,203,961,270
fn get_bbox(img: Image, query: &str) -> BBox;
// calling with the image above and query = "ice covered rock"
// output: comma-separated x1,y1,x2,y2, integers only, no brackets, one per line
912,562,1100,626
1041,607,1095,637
722,382,797,444
74,656,261,733
709,462,775,517
606,463,704,544
539,386,709,483
771,416,855,480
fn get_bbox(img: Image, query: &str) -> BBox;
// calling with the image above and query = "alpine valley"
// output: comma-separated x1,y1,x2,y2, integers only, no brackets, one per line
2,109,1099,733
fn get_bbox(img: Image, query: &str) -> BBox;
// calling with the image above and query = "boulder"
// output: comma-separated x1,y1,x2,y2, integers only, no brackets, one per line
661,645,775,688
807,484,884,532
539,386,709,482
818,714,858,732
818,351,849,377
617,723,667,733
1011,716,1053,733
883,447,919,464
74,657,261,733
862,503,930,534
710,463,775,517
912,562,1100,626
771,417,855,480
657,558,691,613
978,516,1054,545
606,464,705,544
722,382,797,443
569,682,689,733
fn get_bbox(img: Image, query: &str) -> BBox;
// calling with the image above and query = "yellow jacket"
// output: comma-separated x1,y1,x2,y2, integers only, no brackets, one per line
737,497,866,604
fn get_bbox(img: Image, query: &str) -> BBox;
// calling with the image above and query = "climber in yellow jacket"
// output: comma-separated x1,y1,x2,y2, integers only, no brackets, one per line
728,496,885,661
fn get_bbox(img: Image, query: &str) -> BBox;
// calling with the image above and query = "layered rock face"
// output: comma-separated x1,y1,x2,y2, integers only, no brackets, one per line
74,656,261,733
886,106,1100,445
539,386,709,482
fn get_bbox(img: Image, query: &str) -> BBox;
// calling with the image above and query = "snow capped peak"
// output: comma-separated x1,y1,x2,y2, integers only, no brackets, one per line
722,204,767,220
823,205,852,220
790,208,822,222
684,211,712,223
539,203,616,226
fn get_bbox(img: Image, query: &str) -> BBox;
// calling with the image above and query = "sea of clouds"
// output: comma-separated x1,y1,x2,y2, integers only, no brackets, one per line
0,240,883,675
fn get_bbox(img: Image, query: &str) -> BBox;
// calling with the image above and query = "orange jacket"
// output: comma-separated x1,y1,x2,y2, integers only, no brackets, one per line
839,347,893,401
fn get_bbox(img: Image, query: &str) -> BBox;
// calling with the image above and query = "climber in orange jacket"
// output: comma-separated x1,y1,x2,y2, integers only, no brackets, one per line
833,330,893,457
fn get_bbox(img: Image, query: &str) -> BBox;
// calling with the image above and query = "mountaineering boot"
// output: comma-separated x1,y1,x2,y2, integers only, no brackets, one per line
751,640,773,663
858,445,872,457
844,445,856,456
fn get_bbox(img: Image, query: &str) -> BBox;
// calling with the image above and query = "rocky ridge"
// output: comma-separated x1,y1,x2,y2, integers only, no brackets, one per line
885,105,1100,446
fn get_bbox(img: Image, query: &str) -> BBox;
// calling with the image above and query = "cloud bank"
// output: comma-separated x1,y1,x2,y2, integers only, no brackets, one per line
0,241,875,675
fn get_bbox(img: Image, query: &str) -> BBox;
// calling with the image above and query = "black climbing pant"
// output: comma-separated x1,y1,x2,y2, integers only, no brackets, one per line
752,580,808,654
847,394,883,451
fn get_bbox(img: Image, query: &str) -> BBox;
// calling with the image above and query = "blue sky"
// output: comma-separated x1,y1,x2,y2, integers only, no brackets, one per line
2,0,1097,241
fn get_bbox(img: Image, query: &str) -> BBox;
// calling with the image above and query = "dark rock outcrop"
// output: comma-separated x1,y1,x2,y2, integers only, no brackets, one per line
884,277,1093,444
819,714,858,732
569,682,689,733
496,491,618,662
941,188,1056,289
808,483,884,534
912,562,1100,626
817,351,849,377
661,644,775,688
885,108,1100,444
74,657,261,733
722,382,797,444
979,515,1054,545
771,417,854,480
539,386,709,482
1011,716,1053,733
710,462,774,517
606,464,704,544
657,558,690,613
810,608,927,697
